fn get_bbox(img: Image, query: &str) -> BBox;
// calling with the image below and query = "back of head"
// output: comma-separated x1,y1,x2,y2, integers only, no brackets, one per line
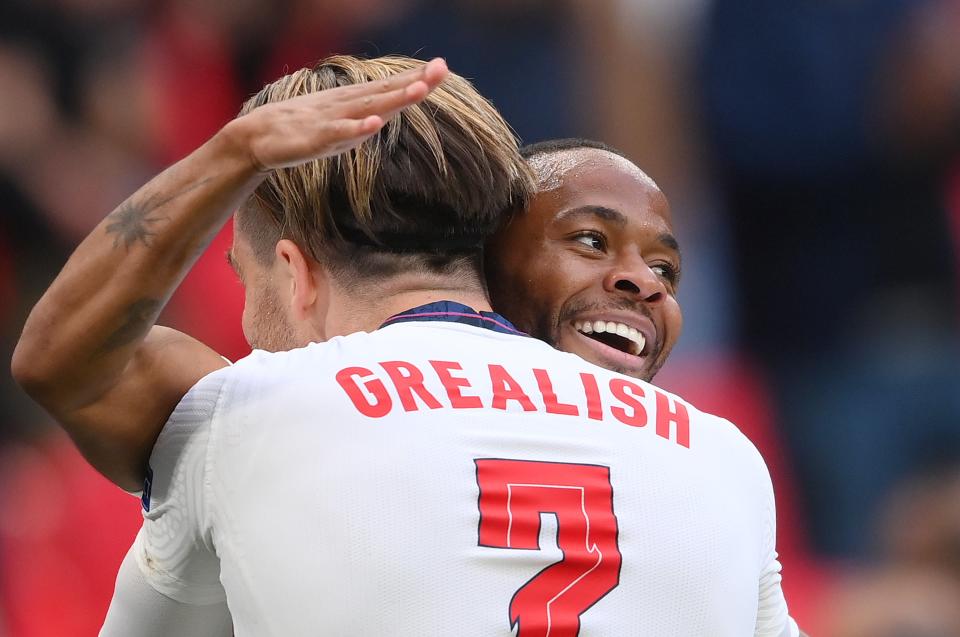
236,55,534,281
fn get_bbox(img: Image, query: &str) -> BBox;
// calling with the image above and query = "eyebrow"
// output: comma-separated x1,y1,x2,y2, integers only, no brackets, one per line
556,205,628,227
555,206,682,255
657,233,681,255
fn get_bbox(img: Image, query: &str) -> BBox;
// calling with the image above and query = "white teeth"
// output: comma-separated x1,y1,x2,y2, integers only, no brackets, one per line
574,320,648,356
633,330,646,354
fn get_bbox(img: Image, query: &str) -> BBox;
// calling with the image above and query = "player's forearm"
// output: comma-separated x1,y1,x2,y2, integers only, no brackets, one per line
12,120,260,413
12,59,445,488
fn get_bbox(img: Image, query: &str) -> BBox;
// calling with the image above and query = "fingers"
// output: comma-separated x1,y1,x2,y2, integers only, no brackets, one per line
316,60,447,150
245,59,448,170
297,58,448,123
330,115,385,143
320,115,386,155
358,115,385,135
248,112,386,170
419,58,449,89
287,58,447,130
334,58,449,100
345,79,432,121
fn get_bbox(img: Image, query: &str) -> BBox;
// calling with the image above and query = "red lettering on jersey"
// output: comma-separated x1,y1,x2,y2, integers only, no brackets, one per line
489,364,536,412
335,366,392,418
533,368,579,416
655,391,691,448
430,360,483,409
609,378,647,428
580,373,603,420
380,361,441,412
476,459,622,636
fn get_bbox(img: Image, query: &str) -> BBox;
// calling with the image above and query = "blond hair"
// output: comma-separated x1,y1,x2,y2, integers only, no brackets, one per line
236,55,534,278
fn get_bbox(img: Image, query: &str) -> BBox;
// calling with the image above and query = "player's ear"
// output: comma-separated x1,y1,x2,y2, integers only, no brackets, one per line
275,239,324,320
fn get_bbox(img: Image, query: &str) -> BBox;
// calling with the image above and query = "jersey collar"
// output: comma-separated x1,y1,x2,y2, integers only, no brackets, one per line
379,300,528,336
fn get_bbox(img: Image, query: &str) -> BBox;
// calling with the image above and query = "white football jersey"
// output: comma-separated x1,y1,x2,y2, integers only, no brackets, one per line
130,310,797,636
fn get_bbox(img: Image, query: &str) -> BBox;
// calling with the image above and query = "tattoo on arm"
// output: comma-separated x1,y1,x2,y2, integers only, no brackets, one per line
104,175,213,250
99,298,162,353
105,200,163,249
95,173,219,352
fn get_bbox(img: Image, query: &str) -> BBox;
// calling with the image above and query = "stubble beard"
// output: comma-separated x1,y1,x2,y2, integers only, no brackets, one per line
555,298,666,383
249,286,299,353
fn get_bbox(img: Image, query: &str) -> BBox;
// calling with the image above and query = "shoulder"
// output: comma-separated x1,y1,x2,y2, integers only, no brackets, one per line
694,404,776,519
690,397,767,465
225,338,354,375
164,364,236,431
147,366,234,505
640,381,774,490
691,395,771,474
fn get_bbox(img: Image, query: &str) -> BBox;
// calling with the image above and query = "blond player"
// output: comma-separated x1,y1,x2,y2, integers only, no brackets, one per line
14,56,799,636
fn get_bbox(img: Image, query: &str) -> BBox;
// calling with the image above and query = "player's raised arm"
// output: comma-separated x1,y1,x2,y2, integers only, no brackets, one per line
11,58,449,491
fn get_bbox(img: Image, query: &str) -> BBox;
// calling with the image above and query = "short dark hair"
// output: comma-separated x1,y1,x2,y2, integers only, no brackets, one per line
520,138,630,161
236,55,534,281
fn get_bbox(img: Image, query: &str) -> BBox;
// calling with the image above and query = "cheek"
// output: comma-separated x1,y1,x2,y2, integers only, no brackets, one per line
491,243,588,321
525,264,591,334
662,297,683,347
540,255,595,299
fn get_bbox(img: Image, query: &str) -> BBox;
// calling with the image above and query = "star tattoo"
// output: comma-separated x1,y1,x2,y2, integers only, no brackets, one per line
105,200,162,249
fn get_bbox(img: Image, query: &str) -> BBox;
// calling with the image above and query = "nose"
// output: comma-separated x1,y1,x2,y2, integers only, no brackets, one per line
602,254,666,304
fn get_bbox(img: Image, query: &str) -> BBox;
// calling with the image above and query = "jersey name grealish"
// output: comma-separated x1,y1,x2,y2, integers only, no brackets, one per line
336,360,690,448
133,303,798,637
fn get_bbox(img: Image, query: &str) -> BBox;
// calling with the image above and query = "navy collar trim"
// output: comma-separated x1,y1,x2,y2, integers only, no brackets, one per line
379,300,527,336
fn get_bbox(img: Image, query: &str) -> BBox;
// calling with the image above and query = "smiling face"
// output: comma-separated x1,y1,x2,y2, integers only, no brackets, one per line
486,148,682,381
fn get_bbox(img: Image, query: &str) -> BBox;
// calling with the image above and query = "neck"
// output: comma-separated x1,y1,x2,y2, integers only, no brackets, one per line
322,274,493,338
377,289,493,321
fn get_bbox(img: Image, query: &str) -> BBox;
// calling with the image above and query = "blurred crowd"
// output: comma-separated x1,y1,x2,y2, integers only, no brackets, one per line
2,0,960,634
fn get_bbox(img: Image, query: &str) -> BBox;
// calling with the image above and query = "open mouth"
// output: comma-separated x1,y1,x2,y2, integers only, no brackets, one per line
573,320,647,356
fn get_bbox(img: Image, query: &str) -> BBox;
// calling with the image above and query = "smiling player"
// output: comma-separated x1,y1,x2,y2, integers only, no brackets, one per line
13,57,799,636
488,139,681,382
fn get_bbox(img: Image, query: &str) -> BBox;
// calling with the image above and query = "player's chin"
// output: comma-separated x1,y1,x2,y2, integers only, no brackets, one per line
558,324,655,380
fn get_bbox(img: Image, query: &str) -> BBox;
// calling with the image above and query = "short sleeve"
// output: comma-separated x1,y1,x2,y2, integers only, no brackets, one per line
133,370,230,605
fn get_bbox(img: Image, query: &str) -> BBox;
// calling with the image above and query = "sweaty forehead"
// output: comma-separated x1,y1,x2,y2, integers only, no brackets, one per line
528,148,659,193
527,148,671,229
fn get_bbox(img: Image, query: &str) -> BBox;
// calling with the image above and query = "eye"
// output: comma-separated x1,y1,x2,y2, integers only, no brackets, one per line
571,231,606,251
651,262,680,285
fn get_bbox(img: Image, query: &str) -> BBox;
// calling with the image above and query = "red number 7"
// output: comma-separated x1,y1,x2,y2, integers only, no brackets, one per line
475,459,622,637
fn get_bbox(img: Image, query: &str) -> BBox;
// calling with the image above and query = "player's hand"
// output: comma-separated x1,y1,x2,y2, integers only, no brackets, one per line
231,58,449,172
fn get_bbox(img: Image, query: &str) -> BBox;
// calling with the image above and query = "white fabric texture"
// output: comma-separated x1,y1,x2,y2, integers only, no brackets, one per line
100,544,232,636
106,321,796,635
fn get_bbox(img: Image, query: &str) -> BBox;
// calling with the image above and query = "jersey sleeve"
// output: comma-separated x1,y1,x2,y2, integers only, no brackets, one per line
753,454,800,637
755,550,799,637
100,544,233,637
129,370,230,604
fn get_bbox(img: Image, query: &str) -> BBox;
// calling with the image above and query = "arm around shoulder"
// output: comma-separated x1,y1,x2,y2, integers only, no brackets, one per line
102,366,232,634
63,327,228,491
11,120,260,490
13,59,447,491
